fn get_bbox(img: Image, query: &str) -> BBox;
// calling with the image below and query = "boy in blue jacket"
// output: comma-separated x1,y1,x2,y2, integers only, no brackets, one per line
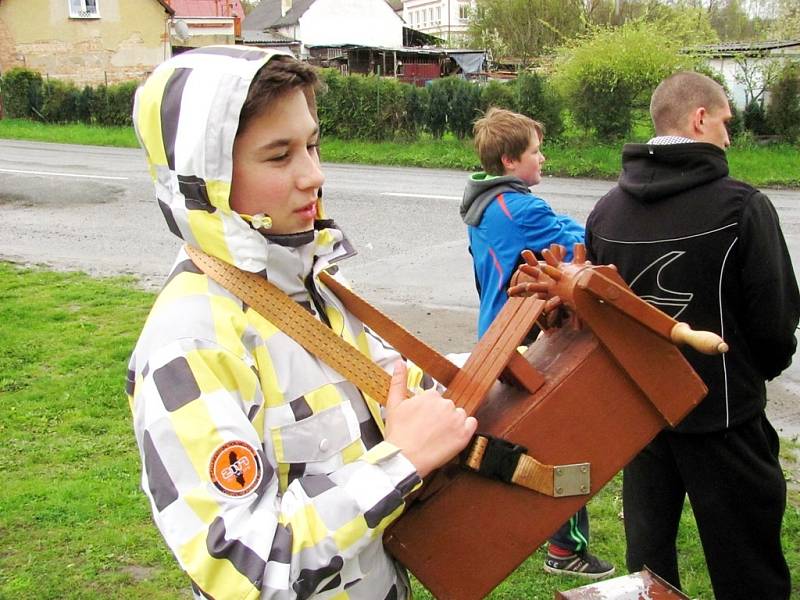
460,107,613,578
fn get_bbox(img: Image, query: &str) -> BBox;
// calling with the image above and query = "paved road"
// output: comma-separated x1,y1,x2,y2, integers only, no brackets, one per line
1,139,798,437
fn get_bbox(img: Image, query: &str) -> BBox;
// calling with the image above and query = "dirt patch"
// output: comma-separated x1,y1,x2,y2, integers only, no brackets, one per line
120,564,157,582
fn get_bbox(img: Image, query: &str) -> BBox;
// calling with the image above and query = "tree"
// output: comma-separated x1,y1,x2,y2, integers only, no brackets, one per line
553,19,696,138
514,72,565,139
767,61,800,143
769,0,800,40
468,0,586,68
710,0,754,40
733,53,781,107
647,2,720,45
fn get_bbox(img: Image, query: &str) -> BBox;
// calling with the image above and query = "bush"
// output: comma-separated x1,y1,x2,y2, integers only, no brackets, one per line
102,81,138,126
75,85,96,123
1,68,44,119
767,62,800,143
514,72,564,140
425,78,450,138
553,20,693,139
727,102,744,138
578,74,638,139
425,77,481,139
317,69,345,137
448,79,481,139
41,79,81,123
398,84,426,140
317,70,410,141
743,100,772,136
480,80,516,112
0,70,137,126
375,77,410,141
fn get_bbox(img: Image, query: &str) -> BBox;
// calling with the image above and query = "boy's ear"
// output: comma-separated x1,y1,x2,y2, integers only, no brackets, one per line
500,154,517,171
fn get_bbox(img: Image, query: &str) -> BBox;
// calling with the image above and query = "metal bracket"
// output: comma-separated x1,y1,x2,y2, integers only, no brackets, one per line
553,463,591,497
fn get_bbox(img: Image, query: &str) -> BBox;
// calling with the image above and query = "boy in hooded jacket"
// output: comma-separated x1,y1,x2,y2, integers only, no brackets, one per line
127,47,476,600
459,107,613,579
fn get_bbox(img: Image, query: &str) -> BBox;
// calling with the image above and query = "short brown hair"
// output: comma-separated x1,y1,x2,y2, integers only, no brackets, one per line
650,71,728,135
238,54,321,134
473,107,543,176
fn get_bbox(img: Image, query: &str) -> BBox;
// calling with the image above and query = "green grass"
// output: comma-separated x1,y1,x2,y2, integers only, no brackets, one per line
0,264,186,598
1,118,797,188
0,118,138,147
1,262,799,598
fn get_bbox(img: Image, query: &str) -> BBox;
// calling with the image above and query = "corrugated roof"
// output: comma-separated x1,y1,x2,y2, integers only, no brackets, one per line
166,0,244,19
691,39,800,55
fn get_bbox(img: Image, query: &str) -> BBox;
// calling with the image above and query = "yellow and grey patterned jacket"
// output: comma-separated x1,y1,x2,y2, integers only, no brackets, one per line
127,47,425,600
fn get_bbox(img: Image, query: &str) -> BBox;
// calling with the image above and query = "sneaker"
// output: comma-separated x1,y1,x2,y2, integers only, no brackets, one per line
543,551,615,579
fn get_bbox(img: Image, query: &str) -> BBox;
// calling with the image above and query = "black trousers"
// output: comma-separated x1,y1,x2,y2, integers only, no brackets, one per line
623,412,790,600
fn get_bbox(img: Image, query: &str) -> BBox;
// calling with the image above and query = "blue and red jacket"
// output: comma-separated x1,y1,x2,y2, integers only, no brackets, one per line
460,173,584,337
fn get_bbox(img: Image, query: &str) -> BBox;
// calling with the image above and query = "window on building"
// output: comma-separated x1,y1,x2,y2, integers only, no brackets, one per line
436,6,441,24
459,2,469,20
68,0,100,18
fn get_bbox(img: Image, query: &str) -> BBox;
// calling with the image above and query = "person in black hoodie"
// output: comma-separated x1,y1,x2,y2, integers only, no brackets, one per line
585,71,799,599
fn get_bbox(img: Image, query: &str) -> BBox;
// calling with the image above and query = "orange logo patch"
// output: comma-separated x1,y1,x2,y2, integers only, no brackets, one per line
209,440,262,497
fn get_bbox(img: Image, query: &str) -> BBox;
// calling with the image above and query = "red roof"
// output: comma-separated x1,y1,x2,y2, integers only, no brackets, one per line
166,0,245,19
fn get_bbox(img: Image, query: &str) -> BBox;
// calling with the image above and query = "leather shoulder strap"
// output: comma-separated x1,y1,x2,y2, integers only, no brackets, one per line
319,271,460,386
185,244,392,404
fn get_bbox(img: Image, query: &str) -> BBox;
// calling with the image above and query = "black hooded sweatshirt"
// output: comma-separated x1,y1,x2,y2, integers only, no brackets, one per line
586,142,799,433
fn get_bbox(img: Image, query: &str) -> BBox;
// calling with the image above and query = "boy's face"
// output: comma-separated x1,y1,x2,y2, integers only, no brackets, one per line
501,131,545,187
230,88,324,235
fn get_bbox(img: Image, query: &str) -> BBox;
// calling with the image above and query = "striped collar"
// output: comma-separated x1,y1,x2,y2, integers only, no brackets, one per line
647,135,697,145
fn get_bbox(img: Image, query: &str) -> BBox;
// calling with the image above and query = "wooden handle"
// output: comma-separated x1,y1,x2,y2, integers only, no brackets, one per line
670,322,729,355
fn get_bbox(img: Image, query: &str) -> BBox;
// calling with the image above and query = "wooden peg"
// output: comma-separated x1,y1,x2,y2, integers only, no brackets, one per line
670,322,729,355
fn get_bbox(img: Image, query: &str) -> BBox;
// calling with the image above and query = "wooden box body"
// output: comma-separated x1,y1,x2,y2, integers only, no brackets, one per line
385,323,706,599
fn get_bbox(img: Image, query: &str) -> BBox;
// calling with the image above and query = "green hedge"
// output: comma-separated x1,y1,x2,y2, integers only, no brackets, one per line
1,68,44,119
768,62,800,143
10,63,790,144
1,68,137,126
317,69,566,142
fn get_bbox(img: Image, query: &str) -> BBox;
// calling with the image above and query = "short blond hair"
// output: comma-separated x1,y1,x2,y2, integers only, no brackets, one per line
650,71,728,135
473,107,543,176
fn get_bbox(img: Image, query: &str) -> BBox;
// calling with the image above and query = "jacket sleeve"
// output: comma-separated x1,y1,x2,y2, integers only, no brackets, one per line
514,194,585,259
737,191,800,380
130,339,420,600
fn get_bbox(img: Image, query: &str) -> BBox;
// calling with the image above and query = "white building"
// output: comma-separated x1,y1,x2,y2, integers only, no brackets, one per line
402,0,476,45
243,0,404,53
693,40,800,110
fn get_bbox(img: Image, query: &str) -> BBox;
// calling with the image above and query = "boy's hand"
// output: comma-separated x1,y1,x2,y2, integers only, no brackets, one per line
384,361,477,479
